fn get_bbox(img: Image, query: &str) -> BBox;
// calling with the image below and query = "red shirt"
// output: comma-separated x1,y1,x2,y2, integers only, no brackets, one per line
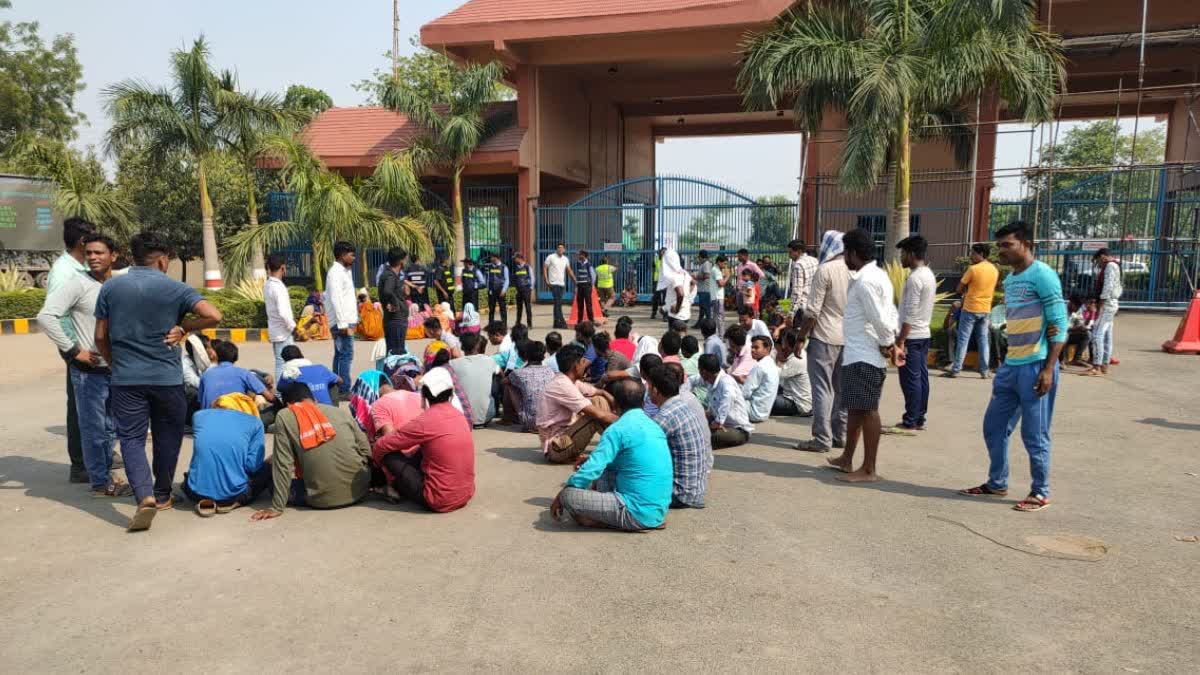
374,402,476,512
610,338,636,361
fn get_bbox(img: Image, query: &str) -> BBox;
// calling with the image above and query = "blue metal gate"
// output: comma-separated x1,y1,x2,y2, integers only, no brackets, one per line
535,176,796,301
989,165,1200,308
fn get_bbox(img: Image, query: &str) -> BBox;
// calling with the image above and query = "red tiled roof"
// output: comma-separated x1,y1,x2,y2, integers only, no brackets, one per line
302,101,521,167
428,0,744,27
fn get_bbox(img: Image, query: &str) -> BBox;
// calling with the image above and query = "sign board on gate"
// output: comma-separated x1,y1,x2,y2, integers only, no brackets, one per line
1082,241,1105,251
698,242,721,251
603,242,623,251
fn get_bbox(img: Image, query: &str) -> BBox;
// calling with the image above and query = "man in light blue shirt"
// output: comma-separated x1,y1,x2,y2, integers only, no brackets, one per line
742,335,780,422
552,379,673,531
690,353,753,449
198,341,276,410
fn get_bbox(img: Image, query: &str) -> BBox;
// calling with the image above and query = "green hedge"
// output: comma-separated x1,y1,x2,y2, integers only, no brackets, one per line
0,290,46,321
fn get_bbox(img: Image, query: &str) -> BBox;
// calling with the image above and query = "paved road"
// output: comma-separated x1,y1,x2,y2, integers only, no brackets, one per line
1,308,1197,672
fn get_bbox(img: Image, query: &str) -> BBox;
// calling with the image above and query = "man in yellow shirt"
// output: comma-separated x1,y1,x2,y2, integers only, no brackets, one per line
595,256,618,316
946,243,999,378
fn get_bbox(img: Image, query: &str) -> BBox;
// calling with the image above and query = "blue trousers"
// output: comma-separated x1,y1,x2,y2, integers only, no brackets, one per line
982,360,1058,498
898,338,930,427
696,292,712,324
953,311,991,374
70,369,116,490
111,384,187,503
271,338,293,383
333,331,355,395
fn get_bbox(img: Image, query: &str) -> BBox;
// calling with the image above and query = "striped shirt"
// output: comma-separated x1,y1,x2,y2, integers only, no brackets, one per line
654,392,713,508
1002,260,1068,365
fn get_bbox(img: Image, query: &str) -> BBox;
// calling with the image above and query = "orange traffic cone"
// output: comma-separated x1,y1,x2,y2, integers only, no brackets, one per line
1162,290,1200,354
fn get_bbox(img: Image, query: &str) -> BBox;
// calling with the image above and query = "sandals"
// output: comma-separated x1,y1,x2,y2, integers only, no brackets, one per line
1013,494,1051,512
92,482,133,498
127,504,157,532
959,483,1008,497
215,502,242,515
195,499,217,518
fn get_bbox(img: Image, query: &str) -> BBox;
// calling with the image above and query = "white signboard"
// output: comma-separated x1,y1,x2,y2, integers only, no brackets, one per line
603,242,624,251
1081,241,1105,251
698,242,721,251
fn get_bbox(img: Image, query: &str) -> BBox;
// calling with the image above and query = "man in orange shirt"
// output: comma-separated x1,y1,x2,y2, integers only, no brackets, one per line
946,243,999,379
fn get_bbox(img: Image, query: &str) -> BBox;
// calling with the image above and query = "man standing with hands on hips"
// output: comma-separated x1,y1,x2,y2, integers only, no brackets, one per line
543,243,569,329
325,241,359,399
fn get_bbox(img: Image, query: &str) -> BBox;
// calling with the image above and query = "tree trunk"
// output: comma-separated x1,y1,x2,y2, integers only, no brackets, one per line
887,107,912,263
198,161,223,289
451,165,467,283
247,177,267,280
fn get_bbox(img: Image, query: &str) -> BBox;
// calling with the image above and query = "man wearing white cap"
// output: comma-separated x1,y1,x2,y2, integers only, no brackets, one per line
372,368,477,513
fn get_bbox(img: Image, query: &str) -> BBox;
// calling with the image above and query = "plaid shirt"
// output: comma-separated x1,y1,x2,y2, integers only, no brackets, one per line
653,392,713,507
509,364,559,431
787,253,818,308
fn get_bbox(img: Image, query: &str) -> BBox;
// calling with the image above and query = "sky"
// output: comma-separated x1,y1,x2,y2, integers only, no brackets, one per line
12,1,1166,201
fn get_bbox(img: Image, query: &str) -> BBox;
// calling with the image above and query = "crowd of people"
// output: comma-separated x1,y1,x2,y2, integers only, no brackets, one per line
36,213,1094,532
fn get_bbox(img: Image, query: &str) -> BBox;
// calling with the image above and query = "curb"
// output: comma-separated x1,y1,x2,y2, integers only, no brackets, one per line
0,319,268,344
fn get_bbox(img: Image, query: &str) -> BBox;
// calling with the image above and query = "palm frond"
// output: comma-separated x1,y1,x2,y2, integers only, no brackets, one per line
222,219,308,285
450,61,508,116
381,82,443,132
912,104,974,168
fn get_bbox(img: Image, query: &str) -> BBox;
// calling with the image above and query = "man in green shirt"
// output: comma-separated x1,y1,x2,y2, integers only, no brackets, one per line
41,217,97,483
595,256,617,315
251,382,372,520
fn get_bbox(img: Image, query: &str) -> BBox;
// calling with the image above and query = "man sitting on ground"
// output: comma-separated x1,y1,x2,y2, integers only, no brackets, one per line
182,406,270,515
506,341,558,432
373,369,476,513
738,306,772,341
647,364,712,509
742,335,780,423
424,316,462,358
277,345,341,405
449,333,500,428
773,329,812,416
659,331,683,364
610,320,637,361
251,382,371,521
536,345,618,463
700,318,727,366
198,341,277,410
680,335,701,378
587,332,631,382
551,378,672,531
544,331,563,372
725,326,754,383
691,353,754,449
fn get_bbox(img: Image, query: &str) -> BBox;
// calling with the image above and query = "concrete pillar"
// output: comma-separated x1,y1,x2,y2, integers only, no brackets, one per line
971,91,1001,242
1165,95,1200,163
517,65,540,259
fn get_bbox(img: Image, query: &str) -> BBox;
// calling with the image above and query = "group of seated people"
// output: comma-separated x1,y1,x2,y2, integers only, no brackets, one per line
177,306,815,531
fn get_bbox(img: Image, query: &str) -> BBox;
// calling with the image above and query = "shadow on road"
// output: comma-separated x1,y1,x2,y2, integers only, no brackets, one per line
488,446,547,465
44,425,67,437
1136,417,1200,432
0,455,130,529
712,453,982,502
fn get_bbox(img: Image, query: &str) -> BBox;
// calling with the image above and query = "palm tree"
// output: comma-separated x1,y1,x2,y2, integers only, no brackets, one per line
218,76,312,279
381,60,509,278
3,135,134,237
104,37,277,288
738,0,1064,259
221,135,448,289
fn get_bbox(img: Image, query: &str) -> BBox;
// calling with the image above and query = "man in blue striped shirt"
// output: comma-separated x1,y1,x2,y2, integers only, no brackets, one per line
960,221,1067,513
647,364,712,509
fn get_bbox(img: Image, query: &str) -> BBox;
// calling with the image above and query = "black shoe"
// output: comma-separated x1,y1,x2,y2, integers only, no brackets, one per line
69,467,90,484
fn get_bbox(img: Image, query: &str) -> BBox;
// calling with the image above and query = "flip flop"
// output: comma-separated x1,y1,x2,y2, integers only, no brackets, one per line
215,501,242,514
1013,495,1051,512
155,496,175,511
195,499,217,518
882,426,918,436
959,483,1008,497
127,505,157,532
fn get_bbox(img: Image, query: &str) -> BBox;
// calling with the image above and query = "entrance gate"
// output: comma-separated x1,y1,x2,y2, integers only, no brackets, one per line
535,176,796,301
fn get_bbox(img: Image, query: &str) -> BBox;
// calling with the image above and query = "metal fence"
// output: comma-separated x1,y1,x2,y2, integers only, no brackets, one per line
265,183,518,287
988,164,1200,308
534,176,795,300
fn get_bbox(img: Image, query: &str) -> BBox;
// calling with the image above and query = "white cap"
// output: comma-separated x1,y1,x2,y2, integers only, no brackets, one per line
421,368,454,397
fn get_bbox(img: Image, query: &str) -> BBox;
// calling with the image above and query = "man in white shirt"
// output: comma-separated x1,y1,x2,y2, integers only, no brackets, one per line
264,253,298,382
691,353,753,448
894,235,936,431
325,241,359,397
741,335,780,423
737,305,772,342
667,274,698,324
773,328,812,416
826,229,897,483
543,242,570,329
